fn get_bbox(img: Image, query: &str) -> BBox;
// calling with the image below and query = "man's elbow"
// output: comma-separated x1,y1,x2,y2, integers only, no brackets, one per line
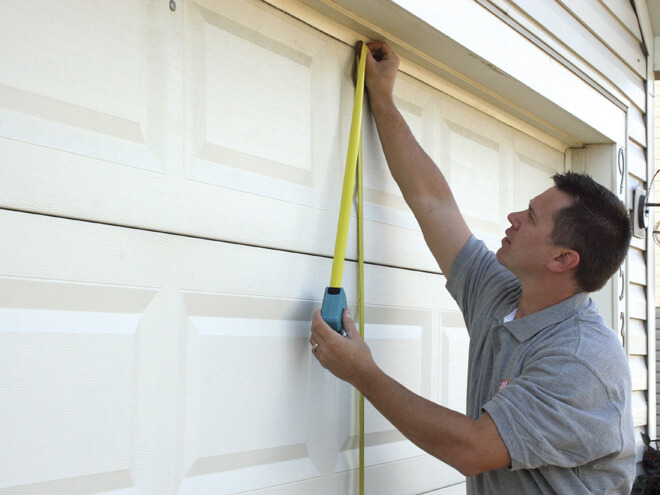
453,414,511,477
448,434,511,477
454,454,492,478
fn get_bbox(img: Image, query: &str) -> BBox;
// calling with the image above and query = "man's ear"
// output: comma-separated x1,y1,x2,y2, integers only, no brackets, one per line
547,249,580,274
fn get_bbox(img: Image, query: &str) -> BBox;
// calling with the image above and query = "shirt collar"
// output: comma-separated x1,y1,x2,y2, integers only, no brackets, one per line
495,292,590,342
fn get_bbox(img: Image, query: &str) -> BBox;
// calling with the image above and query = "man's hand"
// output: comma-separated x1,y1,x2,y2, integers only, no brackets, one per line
309,309,511,476
358,41,400,104
309,309,378,390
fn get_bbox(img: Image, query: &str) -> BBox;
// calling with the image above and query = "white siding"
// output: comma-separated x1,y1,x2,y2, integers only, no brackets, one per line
493,0,644,107
558,0,645,76
655,80,660,435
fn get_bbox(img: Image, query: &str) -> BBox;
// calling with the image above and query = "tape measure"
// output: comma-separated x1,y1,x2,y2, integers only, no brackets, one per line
320,42,367,494
321,42,367,334
321,43,368,495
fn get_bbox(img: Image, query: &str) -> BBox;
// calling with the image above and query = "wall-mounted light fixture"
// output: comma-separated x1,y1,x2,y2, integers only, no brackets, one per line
633,170,660,242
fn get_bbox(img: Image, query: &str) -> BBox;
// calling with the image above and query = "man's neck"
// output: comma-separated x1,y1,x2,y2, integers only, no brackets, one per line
516,278,580,319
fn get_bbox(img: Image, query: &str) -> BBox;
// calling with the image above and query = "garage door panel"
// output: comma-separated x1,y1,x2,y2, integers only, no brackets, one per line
445,119,501,225
513,136,565,208
0,0,164,173
437,99,565,253
183,0,367,267
0,278,155,492
195,5,315,172
0,209,468,494
441,99,505,251
0,0,565,276
184,294,318,492
186,0,332,208
440,321,470,414
1,1,147,119
513,154,558,205
334,307,436,474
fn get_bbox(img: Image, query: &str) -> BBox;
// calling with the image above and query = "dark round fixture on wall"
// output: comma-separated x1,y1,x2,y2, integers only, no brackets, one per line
634,170,660,244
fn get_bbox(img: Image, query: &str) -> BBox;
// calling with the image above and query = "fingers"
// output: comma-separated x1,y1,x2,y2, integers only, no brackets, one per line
310,309,329,343
309,306,375,386
366,41,393,62
309,311,325,358
358,40,398,101
311,308,359,339
311,307,361,345
356,40,365,57
341,309,360,339
356,40,396,62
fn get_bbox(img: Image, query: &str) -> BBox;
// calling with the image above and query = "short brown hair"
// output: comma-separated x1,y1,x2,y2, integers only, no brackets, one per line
550,172,632,292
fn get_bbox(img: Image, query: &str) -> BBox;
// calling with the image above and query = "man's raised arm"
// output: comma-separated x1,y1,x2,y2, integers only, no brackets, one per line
363,41,471,277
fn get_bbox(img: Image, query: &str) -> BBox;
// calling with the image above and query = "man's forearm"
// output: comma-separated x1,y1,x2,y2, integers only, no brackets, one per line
370,96,453,214
369,94,471,276
353,365,509,477
309,310,510,475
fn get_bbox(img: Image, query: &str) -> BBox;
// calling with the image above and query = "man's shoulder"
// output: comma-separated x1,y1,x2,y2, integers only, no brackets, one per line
575,307,630,385
449,235,517,288
534,304,630,390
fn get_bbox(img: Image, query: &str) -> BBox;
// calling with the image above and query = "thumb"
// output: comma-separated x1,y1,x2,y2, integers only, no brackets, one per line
358,42,376,76
342,308,361,339
356,40,364,58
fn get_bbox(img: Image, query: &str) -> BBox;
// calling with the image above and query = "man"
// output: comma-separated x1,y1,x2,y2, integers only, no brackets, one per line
309,41,636,493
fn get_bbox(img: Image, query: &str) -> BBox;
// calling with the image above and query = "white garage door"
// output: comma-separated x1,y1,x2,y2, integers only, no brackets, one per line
0,0,565,494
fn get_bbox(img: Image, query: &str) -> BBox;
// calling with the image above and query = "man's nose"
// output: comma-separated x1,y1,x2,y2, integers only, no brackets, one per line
507,210,522,229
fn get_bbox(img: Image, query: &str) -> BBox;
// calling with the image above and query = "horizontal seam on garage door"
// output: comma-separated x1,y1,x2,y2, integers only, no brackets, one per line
0,207,444,277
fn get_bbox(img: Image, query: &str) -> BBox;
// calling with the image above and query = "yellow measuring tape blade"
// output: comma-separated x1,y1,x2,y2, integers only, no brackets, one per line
329,43,368,288
357,128,365,495
327,42,367,493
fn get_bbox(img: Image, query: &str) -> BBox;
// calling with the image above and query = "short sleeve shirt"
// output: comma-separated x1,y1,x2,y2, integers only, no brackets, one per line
446,236,635,494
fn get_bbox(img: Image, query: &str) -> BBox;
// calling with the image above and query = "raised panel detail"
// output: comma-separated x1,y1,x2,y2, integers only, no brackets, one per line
0,278,155,493
181,293,319,494
199,13,312,176
186,0,329,207
0,0,163,172
446,121,501,226
335,307,432,473
513,134,564,213
440,319,470,414
1,0,566,276
0,204,465,494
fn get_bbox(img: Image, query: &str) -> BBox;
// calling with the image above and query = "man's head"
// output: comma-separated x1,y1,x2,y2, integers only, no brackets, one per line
497,172,631,293
549,171,632,292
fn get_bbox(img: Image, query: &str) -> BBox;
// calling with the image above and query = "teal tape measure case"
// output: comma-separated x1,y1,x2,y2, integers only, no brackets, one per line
321,287,347,335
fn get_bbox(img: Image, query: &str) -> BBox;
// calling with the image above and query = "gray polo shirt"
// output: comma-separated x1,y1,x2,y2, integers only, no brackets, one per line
446,236,635,494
